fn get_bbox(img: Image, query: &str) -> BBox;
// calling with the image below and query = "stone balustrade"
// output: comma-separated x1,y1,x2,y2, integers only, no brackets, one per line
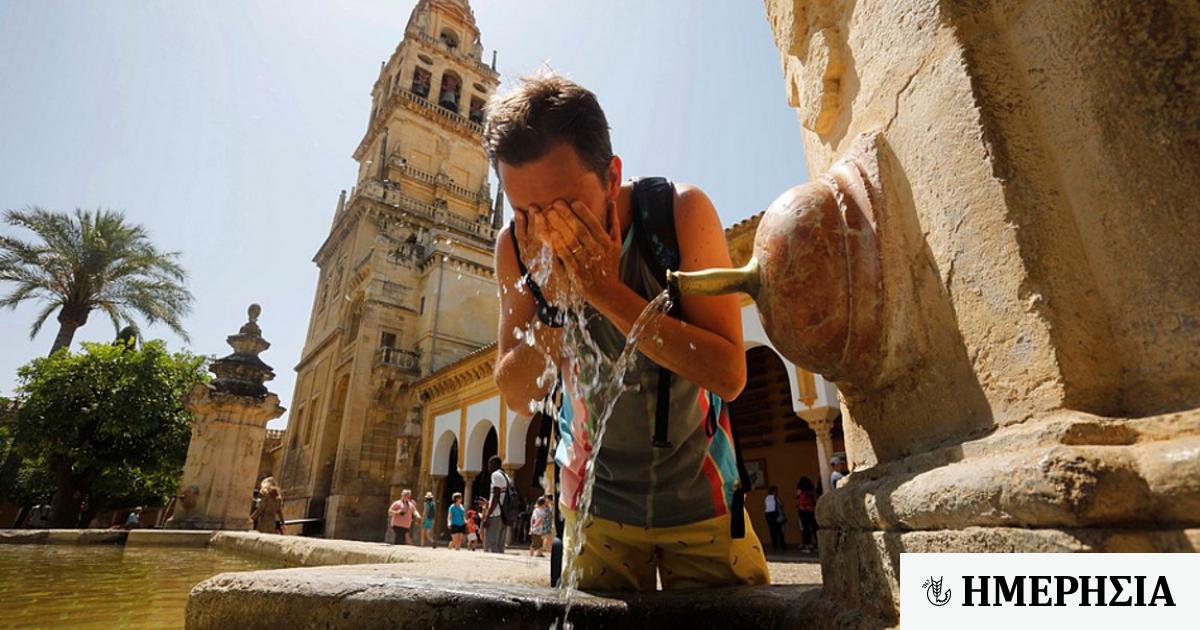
395,88,484,136
388,159,486,204
352,180,496,242
378,347,421,374
408,29,496,77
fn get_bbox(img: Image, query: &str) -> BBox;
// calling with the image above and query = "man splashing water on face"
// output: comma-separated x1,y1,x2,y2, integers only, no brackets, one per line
489,73,769,591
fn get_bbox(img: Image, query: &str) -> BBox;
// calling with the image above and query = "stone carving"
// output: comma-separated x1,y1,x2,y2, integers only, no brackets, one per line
666,1,1200,624
167,305,285,531
209,303,275,398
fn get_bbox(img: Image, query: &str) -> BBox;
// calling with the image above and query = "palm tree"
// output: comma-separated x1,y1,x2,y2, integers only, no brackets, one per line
0,207,193,355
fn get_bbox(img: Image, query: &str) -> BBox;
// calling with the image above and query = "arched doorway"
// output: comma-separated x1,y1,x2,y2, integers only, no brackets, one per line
471,427,498,504
310,374,349,526
728,346,841,552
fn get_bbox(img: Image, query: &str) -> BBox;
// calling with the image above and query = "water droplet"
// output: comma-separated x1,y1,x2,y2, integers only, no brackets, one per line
689,342,697,351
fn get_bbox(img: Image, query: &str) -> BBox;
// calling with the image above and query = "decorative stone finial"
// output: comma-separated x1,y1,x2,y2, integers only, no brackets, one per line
240,303,263,336
210,304,275,397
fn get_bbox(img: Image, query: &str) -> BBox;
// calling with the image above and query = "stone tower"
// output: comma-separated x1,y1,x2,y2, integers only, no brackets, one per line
277,0,500,541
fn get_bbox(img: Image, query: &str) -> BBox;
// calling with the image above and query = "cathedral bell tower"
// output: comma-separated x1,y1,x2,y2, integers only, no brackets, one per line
277,0,501,541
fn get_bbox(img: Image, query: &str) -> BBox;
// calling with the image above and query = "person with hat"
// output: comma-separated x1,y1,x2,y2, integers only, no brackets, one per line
830,454,849,490
420,491,438,548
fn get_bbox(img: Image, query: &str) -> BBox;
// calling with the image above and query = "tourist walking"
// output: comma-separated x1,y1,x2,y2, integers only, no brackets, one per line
388,489,420,545
829,455,848,490
447,492,466,550
764,486,786,551
483,455,511,553
252,477,285,535
421,492,437,547
795,477,818,553
465,501,480,551
529,496,553,557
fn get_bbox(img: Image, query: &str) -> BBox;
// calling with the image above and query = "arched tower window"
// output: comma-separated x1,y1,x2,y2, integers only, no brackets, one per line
440,28,459,50
438,71,462,113
469,96,485,124
411,66,432,99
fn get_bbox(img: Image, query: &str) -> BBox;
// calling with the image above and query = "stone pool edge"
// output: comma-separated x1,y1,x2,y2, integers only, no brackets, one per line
2,530,845,629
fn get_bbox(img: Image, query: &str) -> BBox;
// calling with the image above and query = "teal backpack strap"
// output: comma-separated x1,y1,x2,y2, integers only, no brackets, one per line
704,391,752,539
631,177,682,449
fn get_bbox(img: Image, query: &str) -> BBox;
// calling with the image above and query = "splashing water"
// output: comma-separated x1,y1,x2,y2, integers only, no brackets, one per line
556,289,673,628
505,243,674,628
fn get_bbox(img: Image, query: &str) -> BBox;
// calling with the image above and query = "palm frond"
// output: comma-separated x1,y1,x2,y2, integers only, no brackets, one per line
28,300,63,339
1,206,194,346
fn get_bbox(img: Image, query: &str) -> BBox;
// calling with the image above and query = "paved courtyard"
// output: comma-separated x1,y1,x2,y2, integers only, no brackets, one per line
362,541,823,589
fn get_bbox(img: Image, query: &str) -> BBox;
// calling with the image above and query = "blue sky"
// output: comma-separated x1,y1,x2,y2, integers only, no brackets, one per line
0,1,808,428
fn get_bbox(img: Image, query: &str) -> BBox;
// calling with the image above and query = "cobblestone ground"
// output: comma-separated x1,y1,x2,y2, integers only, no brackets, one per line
374,542,823,589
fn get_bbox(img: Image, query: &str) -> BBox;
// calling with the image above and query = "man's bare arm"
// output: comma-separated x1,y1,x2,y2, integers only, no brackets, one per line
584,186,747,400
493,221,565,414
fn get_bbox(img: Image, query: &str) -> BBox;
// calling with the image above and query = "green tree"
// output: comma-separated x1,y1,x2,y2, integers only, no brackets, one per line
0,207,193,356
8,340,207,527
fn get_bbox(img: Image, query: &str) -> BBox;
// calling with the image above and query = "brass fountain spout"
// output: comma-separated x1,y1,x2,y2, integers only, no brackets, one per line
662,141,885,387
666,258,761,299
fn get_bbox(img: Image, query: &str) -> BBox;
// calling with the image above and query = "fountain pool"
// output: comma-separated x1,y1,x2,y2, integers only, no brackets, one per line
0,544,286,629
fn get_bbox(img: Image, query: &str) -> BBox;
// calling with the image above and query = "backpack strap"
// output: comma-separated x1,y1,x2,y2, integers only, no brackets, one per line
531,378,561,487
725,398,753,539
508,221,565,328
631,177,682,449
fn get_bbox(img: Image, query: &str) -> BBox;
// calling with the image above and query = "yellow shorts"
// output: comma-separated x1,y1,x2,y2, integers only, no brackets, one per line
562,508,771,591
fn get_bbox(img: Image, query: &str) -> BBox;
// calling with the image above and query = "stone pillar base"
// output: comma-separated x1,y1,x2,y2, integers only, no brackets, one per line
816,410,1200,623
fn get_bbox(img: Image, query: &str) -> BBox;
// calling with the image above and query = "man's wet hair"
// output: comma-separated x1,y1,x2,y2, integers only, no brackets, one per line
484,72,613,183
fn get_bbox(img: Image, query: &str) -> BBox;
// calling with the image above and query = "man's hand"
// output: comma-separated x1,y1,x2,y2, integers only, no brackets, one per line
516,204,568,302
539,199,622,305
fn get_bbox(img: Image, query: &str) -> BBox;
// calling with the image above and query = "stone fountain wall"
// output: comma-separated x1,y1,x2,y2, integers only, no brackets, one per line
763,0,1200,624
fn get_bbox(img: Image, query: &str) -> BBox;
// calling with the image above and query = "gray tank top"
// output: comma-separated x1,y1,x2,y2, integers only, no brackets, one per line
560,226,719,528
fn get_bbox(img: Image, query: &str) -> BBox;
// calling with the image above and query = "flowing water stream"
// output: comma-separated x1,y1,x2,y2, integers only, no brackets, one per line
509,243,675,628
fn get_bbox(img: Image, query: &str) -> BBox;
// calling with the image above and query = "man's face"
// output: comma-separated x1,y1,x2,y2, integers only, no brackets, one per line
498,142,618,244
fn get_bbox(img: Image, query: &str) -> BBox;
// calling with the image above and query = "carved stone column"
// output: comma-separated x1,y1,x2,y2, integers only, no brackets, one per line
461,471,477,508
429,474,447,540
797,408,838,492
168,305,285,530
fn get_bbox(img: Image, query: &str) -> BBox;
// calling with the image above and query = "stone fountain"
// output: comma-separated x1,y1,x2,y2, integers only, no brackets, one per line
666,0,1200,625
167,304,286,531
184,2,1199,628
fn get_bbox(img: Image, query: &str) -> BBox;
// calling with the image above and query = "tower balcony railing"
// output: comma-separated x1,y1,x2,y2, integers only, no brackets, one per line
389,159,487,204
377,347,421,374
352,179,497,241
395,88,484,136
409,30,496,76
